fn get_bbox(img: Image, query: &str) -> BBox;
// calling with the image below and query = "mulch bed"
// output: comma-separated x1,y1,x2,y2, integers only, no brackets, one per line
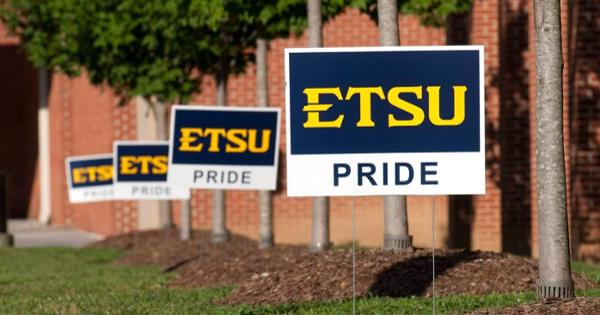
92,229,599,306
469,297,600,314
92,228,283,272
93,228,201,270
220,249,596,305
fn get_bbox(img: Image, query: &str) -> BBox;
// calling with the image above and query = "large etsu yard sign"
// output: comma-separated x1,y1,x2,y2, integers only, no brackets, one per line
168,106,280,190
285,46,485,196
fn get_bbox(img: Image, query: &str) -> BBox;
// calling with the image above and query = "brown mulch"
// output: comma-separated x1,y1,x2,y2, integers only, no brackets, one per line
93,228,201,270
92,228,286,272
469,297,600,314
92,229,599,306
220,249,597,305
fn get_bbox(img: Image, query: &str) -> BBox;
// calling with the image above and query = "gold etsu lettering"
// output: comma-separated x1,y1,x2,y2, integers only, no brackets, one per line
178,128,271,153
72,165,113,184
302,85,467,128
120,156,168,175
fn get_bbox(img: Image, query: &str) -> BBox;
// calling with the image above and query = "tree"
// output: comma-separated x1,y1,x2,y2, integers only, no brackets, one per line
255,34,273,248
0,0,244,237
242,0,347,252
376,0,414,251
2,1,180,229
350,0,471,250
243,0,346,249
306,0,331,253
352,0,471,27
243,0,347,251
249,0,306,249
195,1,257,243
0,0,215,101
533,0,574,300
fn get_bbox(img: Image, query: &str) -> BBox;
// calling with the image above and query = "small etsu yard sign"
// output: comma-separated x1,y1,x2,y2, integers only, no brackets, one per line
285,46,485,196
168,106,281,190
65,154,114,203
113,141,190,200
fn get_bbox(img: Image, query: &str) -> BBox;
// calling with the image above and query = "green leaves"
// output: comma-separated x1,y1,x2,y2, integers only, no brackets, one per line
349,0,472,26
402,0,471,27
0,0,233,103
0,0,473,104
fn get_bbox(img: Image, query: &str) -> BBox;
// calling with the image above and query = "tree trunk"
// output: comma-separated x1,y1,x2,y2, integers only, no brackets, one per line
377,0,412,251
149,97,173,229
534,0,574,300
308,0,323,47
212,67,230,243
180,200,191,240
377,0,399,46
383,195,412,249
307,0,330,252
256,34,274,249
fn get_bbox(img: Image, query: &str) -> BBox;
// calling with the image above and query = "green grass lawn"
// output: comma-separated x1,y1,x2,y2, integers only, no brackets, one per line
0,248,599,314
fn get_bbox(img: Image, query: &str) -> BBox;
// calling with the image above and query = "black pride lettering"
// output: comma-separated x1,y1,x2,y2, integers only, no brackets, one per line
333,162,438,187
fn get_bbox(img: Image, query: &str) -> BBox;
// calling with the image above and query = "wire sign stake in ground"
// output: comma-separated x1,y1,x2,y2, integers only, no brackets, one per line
352,195,357,315
432,195,436,315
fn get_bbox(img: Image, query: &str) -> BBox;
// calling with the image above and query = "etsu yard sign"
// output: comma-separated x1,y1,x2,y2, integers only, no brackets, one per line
168,106,281,190
113,141,190,200
66,154,114,203
285,46,485,196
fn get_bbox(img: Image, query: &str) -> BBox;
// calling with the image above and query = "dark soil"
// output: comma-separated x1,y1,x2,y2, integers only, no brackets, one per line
469,297,600,314
93,229,599,306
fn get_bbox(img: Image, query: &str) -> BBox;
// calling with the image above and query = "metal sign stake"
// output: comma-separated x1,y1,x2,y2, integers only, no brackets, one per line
432,195,436,315
352,195,357,315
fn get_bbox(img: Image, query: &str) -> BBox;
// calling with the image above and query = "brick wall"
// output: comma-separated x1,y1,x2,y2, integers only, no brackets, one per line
569,0,600,262
2,4,600,258
47,73,139,235
499,0,532,256
0,24,19,44
528,0,540,258
466,0,503,252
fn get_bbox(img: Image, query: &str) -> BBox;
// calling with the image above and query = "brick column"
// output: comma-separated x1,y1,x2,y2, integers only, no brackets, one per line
498,0,533,256
470,0,503,252
566,0,600,261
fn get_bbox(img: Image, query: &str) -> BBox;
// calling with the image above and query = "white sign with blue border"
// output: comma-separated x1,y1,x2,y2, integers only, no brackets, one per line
168,106,281,190
285,46,485,196
65,154,114,203
113,141,190,200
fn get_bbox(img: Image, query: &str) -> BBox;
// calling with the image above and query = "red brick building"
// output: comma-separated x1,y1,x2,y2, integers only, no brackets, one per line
1,1,599,260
